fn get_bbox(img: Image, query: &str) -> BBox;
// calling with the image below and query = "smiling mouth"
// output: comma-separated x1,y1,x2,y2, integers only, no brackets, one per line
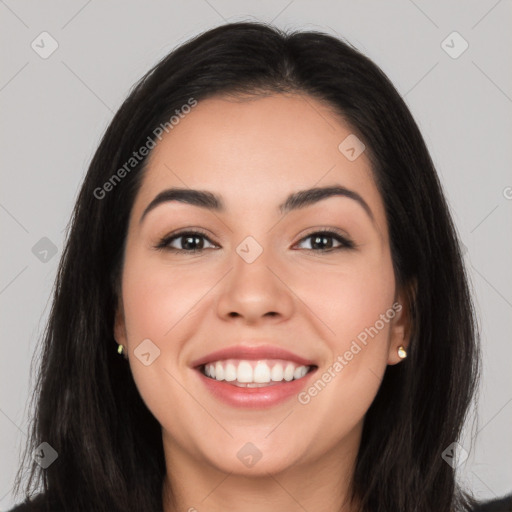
198,359,318,388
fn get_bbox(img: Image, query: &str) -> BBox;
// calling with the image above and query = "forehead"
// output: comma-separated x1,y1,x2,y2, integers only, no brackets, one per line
131,93,387,232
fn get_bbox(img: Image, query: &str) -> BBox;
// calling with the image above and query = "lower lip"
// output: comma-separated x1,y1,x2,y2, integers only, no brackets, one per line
195,367,318,409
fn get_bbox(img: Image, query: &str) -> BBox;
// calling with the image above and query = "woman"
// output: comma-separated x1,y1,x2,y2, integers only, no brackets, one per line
9,21,485,511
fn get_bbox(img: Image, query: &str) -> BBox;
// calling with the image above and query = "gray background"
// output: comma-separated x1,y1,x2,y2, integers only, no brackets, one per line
1,1,511,509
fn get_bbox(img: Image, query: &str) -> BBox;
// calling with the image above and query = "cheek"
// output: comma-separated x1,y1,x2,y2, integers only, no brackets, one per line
121,255,211,341
119,251,223,402
298,251,396,348
295,253,396,419
120,255,207,424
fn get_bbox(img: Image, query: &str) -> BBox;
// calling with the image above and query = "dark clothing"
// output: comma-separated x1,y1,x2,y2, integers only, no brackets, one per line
473,495,512,511
7,492,512,511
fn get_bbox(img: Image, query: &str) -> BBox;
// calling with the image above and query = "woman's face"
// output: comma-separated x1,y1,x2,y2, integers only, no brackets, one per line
115,93,409,477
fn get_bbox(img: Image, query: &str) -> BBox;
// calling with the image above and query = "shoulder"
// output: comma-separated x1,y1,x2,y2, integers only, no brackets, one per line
471,493,512,511
6,493,55,512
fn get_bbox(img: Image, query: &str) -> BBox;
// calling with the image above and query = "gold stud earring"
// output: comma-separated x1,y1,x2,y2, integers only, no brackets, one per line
397,345,407,359
117,343,128,359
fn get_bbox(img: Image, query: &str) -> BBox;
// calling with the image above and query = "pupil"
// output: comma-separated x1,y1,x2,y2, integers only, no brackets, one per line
184,235,202,250
313,235,332,250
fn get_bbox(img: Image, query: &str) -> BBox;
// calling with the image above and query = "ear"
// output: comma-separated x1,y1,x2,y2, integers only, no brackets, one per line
114,294,127,347
387,279,416,365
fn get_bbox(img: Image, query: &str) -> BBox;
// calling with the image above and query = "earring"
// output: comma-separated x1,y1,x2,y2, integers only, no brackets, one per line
397,345,407,359
117,343,128,359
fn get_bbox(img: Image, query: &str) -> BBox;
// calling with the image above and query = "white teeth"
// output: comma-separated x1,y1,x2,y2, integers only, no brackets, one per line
201,359,312,385
270,364,283,382
237,361,253,383
224,362,237,381
206,364,215,378
284,363,295,381
215,361,224,381
253,362,271,383
293,366,308,379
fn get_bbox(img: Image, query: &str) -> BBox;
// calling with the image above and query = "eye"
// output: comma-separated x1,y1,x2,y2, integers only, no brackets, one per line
155,230,217,253
155,228,355,254
294,229,355,252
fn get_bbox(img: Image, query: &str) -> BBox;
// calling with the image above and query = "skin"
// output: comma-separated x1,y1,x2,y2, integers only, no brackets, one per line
114,93,411,512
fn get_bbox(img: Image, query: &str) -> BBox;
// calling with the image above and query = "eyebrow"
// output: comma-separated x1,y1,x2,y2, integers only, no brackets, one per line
139,185,375,224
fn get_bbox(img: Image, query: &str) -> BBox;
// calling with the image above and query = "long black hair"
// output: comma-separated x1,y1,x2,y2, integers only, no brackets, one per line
14,21,480,512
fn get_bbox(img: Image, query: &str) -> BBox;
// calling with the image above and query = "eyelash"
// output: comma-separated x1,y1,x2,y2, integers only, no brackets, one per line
154,228,355,254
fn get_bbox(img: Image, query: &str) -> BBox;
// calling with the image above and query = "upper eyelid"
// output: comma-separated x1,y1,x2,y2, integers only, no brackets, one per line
295,229,354,249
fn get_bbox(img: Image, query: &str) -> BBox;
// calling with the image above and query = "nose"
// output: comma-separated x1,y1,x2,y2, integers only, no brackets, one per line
215,243,295,326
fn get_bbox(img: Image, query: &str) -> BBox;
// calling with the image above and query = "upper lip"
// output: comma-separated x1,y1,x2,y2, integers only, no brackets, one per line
190,344,318,368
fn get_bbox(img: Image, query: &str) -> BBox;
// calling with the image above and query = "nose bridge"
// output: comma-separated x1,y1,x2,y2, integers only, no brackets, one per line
231,232,278,297
215,232,294,322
